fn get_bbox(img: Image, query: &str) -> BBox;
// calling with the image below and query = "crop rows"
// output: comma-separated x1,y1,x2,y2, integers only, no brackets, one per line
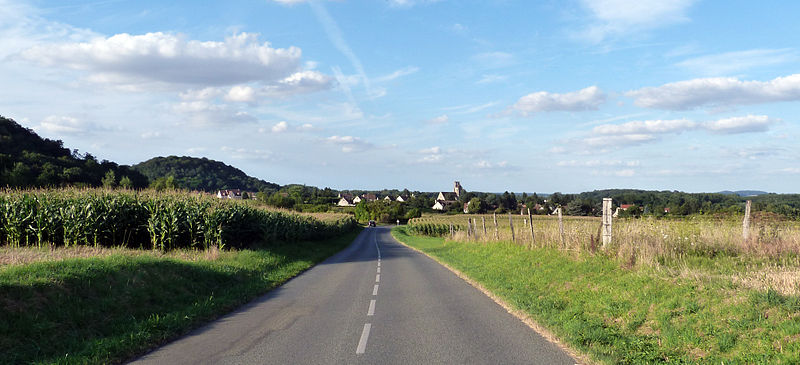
0,189,357,251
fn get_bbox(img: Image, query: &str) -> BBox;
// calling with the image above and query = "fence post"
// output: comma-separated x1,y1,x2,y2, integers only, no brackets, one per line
558,207,565,249
743,200,752,241
467,218,472,239
493,212,499,240
528,208,534,245
482,216,487,237
508,213,515,243
602,198,612,247
449,222,454,237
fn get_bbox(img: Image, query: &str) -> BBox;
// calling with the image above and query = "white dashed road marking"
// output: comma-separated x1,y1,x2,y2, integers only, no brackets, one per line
356,323,371,354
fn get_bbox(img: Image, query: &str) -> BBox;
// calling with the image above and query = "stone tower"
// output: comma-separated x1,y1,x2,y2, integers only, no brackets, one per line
454,181,464,198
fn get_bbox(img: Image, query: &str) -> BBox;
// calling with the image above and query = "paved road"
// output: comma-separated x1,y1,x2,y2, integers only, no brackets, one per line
131,226,576,364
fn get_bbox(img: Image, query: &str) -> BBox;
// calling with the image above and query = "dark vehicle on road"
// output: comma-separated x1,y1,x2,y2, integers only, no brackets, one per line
368,220,376,227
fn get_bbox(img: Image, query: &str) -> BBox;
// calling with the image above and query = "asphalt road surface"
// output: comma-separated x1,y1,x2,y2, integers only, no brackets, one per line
131,226,576,364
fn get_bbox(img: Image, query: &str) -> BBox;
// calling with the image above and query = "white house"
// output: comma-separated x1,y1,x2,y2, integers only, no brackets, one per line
353,196,362,204
396,195,410,202
383,195,393,201
216,189,243,200
337,195,356,207
432,200,456,210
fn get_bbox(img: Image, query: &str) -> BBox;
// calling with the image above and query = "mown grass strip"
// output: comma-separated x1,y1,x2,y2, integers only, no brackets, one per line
0,229,361,365
392,227,800,364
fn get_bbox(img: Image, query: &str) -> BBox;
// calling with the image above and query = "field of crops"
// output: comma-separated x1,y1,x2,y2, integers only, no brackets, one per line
0,189,357,251
408,212,800,268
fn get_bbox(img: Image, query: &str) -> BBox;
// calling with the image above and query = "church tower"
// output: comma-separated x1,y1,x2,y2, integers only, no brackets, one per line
454,181,464,198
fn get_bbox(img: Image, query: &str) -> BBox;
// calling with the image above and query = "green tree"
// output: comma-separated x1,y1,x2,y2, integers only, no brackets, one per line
467,197,485,214
101,170,116,188
119,176,133,189
9,162,33,187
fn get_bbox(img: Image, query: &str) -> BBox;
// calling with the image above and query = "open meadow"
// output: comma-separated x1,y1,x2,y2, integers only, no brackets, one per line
409,212,800,295
398,212,800,363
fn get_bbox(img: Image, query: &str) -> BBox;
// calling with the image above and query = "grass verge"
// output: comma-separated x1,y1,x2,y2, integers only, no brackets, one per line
0,229,361,365
392,226,800,364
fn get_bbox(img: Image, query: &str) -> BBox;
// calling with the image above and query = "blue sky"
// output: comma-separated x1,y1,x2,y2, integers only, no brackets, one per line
2,0,799,193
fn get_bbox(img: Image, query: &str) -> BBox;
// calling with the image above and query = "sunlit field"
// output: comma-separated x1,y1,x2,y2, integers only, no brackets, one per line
408,213,800,295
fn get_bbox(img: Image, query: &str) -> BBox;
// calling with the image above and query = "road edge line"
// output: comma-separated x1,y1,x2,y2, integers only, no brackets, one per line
390,228,595,365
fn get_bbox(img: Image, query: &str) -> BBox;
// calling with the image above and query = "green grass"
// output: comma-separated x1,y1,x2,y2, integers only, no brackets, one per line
0,229,361,364
392,226,800,364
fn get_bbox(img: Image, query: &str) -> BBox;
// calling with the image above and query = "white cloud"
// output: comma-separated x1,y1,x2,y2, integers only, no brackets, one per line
173,101,257,126
579,0,696,42
225,85,256,102
272,121,288,133
415,146,443,163
419,146,441,154
374,66,419,82
472,52,516,69
442,102,499,115
36,115,100,135
299,123,314,131
271,0,309,4
428,114,449,124
262,70,333,97
579,115,777,151
19,32,302,88
326,135,373,153
140,131,162,139
676,49,799,76
627,74,800,110
557,160,640,167
221,146,273,161
582,133,656,147
512,86,606,116
704,115,777,134
388,0,442,8
474,160,511,170
477,74,508,84
182,71,332,103
179,87,221,101
592,119,697,135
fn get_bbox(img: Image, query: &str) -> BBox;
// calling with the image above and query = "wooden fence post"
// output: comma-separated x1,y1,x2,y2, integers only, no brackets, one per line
493,212,499,240
482,216,487,237
508,213,515,243
467,218,472,239
558,207,565,249
528,208,535,245
743,200,752,241
602,198,612,247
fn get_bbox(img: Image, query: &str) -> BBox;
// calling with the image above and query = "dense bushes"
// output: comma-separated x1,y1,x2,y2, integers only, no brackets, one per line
406,218,459,237
0,189,357,251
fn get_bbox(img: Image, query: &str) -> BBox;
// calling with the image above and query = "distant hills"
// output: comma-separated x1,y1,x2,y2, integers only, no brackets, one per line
717,190,769,197
132,156,280,193
0,115,148,188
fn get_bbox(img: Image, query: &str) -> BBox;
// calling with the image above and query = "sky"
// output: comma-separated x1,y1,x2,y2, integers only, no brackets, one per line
1,0,799,193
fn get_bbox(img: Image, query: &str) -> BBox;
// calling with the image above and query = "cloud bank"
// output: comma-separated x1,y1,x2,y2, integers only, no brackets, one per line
628,74,800,110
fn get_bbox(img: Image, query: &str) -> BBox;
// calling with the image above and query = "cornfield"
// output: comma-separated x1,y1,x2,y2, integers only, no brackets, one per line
0,189,357,251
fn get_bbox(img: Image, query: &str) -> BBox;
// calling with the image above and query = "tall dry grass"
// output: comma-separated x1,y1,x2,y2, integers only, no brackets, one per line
409,213,800,267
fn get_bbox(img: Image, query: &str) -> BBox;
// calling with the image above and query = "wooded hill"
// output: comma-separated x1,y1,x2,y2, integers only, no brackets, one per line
0,115,148,189
132,156,280,193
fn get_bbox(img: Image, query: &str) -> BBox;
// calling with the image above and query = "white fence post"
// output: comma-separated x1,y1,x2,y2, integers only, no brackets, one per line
602,198,612,248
